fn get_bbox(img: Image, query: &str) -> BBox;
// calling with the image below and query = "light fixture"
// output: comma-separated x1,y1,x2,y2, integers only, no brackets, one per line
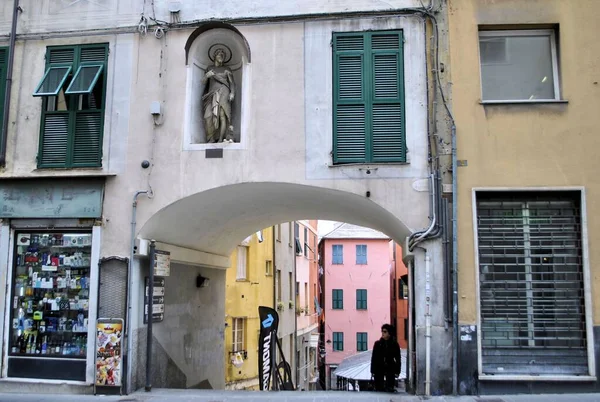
196,275,210,288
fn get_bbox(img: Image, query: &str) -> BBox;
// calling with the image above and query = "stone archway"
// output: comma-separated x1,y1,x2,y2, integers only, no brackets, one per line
138,182,412,260
128,182,413,391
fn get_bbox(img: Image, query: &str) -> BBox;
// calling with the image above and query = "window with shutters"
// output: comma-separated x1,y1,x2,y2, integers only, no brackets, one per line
333,332,344,351
332,244,343,264
355,244,367,264
332,289,343,310
356,289,367,310
476,191,589,376
332,31,405,164
33,44,108,168
356,332,368,352
0,48,7,141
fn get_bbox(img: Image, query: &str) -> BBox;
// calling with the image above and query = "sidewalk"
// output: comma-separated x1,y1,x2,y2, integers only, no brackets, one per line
1,389,600,402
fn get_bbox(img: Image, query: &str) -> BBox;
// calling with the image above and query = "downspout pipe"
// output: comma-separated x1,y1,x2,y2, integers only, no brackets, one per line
126,190,149,394
451,123,458,395
0,0,20,167
423,249,432,397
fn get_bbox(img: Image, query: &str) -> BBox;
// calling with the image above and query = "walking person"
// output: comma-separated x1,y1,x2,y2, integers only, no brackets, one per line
370,324,401,392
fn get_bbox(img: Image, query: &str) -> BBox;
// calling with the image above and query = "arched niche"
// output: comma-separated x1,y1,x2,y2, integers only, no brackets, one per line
184,24,251,148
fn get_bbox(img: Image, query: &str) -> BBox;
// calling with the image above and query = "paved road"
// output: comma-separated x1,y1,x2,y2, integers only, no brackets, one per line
0,390,600,402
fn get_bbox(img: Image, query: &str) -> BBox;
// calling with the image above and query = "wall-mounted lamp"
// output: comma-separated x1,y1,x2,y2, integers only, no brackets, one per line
326,339,331,344
196,275,210,288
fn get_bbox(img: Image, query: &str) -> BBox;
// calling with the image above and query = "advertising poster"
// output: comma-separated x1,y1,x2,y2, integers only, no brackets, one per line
95,319,123,387
258,306,279,390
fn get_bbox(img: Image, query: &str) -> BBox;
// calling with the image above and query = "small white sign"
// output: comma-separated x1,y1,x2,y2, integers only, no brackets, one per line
154,250,171,277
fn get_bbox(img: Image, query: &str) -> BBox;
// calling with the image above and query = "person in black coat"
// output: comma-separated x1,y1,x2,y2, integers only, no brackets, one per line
370,323,401,392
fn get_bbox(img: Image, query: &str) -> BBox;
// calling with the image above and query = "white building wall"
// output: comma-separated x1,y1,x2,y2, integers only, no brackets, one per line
0,0,448,394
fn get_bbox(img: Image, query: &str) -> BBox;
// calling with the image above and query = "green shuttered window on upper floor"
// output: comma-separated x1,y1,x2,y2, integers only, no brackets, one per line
0,48,7,141
34,44,108,168
333,31,405,164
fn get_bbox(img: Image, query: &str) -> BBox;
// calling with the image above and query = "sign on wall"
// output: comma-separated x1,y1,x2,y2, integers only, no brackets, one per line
144,277,165,323
153,250,171,276
0,179,104,218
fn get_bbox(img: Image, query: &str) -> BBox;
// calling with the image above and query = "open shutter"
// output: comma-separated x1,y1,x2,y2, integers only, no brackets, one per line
70,45,107,167
37,47,76,168
370,32,405,162
333,35,366,163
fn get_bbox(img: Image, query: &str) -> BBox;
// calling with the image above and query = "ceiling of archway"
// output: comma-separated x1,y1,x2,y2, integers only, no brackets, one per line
138,182,412,257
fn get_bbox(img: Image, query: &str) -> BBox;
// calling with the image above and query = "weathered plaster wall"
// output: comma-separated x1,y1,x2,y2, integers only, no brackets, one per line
449,0,600,326
132,261,225,390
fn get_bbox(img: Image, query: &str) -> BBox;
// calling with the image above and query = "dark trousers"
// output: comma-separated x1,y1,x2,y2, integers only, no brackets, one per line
373,372,396,392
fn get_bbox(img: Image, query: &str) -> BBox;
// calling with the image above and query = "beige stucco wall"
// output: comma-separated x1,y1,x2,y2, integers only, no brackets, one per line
449,0,600,323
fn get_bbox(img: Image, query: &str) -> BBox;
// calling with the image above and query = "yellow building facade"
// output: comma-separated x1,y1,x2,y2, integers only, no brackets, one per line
223,228,274,390
449,0,600,395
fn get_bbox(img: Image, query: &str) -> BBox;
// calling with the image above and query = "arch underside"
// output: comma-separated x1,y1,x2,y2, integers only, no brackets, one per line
139,182,412,258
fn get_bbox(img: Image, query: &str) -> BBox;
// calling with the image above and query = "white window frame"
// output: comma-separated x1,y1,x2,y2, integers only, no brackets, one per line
232,317,245,352
478,29,561,103
236,245,248,280
472,187,595,381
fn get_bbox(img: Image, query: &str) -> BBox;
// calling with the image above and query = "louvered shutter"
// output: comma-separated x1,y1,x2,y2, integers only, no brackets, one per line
39,114,69,167
333,35,366,163
71,45,107,167
0,48,7,141
371,32,405,162
38,48,76,167
38,44,107,168
333,32,405,164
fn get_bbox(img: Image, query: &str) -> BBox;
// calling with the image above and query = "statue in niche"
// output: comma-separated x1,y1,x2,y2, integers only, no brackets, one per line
202,44,236,143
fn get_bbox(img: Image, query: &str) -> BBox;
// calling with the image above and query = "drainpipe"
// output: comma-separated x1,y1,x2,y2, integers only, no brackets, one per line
424,250,431,397
145,240,156,392
0,0,20,167
451,123,458,395
126,190,149,394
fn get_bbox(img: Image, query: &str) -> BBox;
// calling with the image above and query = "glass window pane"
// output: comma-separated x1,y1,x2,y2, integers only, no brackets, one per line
480,33,556,101
10,232,91,358
33,66,72,97
65,65,103,94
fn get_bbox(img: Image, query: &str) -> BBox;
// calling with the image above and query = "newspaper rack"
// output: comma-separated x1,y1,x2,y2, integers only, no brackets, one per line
94,318,124,395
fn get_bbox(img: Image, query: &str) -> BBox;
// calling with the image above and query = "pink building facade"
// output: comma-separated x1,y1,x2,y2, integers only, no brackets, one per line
320,224,391,389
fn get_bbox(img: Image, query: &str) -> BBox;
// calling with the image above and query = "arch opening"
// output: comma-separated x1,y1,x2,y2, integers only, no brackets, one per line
138,182,413,258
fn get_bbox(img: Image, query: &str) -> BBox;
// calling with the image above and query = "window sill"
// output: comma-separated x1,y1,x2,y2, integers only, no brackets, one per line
480,99,569,105
329,162,409,168
4,170,116,179
479,374,596,382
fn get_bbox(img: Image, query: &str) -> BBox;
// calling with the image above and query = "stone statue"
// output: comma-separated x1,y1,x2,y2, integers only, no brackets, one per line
202,45,236,143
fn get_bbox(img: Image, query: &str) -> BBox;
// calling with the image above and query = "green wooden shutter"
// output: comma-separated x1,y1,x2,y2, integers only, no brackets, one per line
0,48,7,142
333,34,366,163
72,44,108,167
71,44,107,167
39,114,69,166
38,47,76,168
371,32,405,162
333,31,405,164
38,44,107,168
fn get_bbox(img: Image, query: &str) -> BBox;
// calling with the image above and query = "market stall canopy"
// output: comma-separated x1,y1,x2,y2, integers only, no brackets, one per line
335,350,407,381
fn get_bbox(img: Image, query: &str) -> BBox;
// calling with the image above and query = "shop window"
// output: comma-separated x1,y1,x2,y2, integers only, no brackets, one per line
9,231,92,380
